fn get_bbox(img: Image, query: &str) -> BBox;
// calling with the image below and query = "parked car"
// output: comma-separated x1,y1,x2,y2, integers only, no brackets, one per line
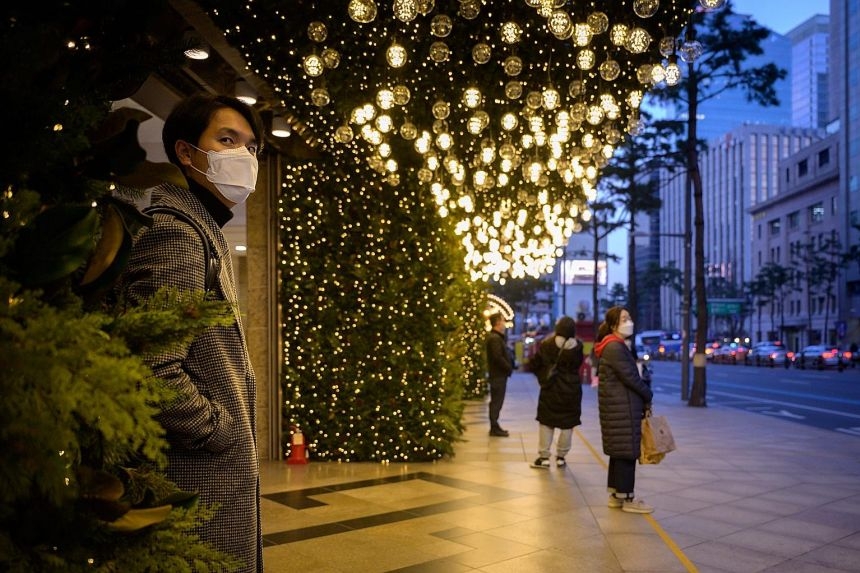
749,340,784,352
688,342,719,361
841,346,857,369
746,344,784,367
794,345,845,370
712,343,749,364
656,339,683,361
768,346,794,369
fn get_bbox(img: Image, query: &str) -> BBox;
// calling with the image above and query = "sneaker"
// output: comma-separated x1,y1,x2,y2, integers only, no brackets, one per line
530,457,551,469
555,457,566,468
607,494,624,509
622,498,654,514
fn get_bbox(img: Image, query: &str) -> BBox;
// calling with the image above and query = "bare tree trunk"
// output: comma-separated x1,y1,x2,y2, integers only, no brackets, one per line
628,218,638,325
779,298,785,342
770,301,777,339
687,61,707,407
757,301,763,339
592,224,600,326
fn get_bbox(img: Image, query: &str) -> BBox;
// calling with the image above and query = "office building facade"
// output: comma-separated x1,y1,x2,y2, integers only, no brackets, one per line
748,134,840,348
830,0,860,345
788,15,830,129
659,125,823,335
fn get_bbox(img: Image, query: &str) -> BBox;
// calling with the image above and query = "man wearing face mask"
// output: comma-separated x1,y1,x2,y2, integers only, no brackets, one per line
118,93,263,571
594,306,654,514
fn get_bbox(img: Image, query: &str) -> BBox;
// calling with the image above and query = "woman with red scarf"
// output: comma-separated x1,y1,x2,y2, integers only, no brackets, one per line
594,306,654,514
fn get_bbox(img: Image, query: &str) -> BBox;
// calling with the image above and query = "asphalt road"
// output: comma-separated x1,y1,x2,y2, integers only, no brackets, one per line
649,359,860,436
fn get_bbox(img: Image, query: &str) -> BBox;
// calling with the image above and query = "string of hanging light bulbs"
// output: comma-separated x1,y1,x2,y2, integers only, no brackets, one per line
218,0,724,281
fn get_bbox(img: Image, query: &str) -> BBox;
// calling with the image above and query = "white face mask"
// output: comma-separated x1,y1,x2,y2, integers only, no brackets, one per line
617,320,635,338
188,144,258,204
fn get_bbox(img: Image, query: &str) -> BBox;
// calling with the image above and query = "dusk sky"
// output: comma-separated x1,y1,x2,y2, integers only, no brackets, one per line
731,0,830,35
607,0,832,288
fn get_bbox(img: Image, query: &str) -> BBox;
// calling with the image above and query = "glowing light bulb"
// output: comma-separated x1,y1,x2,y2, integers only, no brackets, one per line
547,11,572,39
429,41,450,62
665,57,681,85
633,0,659,19
376,88,395,109
472,43,492,64
386,42,407,68
501,112,518,131
576,49,596,70
462,87,482,108
302,54,324,77
500,21,522,44
542,87,560,110
393,0,418,22
348,0,377,23
599,59,620,81
307,21,327,42
431,14,453,37
572,23,592,46
587,11,609,34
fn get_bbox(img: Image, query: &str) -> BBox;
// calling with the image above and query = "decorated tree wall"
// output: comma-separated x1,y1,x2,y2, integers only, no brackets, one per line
278,156,486,462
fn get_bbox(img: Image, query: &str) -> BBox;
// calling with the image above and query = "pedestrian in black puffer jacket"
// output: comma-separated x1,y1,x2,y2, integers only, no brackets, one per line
528,316,583,469
594,306,654,514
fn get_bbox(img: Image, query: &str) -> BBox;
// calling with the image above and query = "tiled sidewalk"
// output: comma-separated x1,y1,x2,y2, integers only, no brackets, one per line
259,371,860,572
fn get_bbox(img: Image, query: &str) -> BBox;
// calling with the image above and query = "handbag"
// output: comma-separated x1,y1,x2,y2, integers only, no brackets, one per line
639,407,676,464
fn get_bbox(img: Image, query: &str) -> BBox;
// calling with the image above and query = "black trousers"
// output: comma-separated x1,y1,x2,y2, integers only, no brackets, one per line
608,457,636,495
487,375,508,428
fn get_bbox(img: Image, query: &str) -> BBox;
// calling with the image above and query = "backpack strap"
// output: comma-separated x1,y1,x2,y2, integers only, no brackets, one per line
553,337,569,365
143,206,220,293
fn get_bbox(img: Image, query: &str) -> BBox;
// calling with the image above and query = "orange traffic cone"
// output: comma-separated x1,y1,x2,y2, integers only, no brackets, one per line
286,426,308,464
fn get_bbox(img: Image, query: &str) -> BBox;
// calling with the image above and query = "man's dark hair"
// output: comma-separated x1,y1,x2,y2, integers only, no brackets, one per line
162,93,263,167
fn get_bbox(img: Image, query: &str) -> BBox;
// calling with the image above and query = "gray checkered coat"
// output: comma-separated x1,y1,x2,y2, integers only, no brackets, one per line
119,184,261,572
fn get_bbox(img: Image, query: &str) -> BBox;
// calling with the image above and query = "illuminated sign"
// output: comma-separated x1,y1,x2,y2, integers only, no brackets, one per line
485,294,514,330
560,259,607,286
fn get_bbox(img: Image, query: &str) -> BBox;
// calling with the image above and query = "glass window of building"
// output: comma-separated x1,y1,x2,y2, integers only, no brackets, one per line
818,148,830,167
798,158,809,178
788,211,799,229
769,219,781,235
809,202,824,223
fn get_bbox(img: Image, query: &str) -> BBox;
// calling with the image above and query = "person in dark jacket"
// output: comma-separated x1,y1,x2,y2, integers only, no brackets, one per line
486,312,514,437
594,306,654,514
528,316,584,468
